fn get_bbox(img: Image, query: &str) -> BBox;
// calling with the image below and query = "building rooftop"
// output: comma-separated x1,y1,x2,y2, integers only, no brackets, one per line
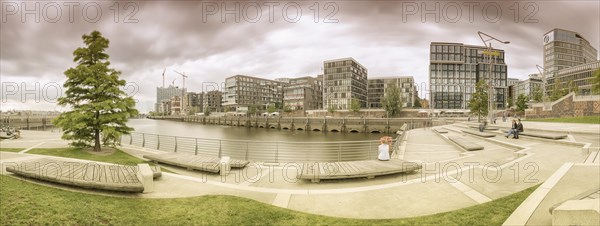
323,57,367,69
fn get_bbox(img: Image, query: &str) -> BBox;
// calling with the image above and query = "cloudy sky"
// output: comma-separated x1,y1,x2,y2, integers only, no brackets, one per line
1,0,598,112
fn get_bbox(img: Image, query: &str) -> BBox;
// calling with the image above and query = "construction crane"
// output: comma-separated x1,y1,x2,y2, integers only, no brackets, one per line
173,70,188,90
161,68,166,88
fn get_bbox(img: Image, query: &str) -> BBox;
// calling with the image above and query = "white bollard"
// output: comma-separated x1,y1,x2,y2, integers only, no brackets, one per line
220,156,231,176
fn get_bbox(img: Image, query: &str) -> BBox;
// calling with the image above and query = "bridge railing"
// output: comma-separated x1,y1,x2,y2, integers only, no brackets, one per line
121,132,384,163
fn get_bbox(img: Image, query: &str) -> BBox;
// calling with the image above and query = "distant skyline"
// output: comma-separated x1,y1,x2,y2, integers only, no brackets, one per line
1,1,599,112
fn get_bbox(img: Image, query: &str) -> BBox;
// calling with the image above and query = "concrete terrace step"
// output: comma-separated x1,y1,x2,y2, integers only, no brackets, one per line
432,128,448,134
500,130,568,140
461,129,497,138
447,136,484,151
585,151,600,164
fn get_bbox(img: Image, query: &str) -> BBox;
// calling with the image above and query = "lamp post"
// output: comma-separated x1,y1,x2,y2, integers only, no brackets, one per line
478,31,509,123
535,65,548,102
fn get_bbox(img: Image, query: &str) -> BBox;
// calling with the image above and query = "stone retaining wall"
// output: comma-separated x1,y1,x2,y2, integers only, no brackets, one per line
525,93,600,119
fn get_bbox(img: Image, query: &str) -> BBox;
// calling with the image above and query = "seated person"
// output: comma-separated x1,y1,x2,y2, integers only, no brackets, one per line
378,137,390,161
478,121,488,132
515,119,524,139
505,119,518,138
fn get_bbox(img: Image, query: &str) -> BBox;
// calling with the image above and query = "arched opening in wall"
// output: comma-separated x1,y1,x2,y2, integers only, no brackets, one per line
259,125,264,128
270,126,276,129
349,129,360,133
282,127,289,130
371,130,381,134
296,128,304,131
330,129,340,132
312,128,321,132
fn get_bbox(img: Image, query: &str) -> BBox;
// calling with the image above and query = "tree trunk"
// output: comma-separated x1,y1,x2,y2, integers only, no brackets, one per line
94,110,101,152
94,129,101,152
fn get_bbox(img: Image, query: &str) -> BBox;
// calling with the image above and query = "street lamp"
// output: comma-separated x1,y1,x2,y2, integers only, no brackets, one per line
535,65,548,102
478,31,510,123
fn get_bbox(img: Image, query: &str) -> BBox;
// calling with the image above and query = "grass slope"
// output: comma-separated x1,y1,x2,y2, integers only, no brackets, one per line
25,148,173,173
0,148,23,153
527,115,600,124
0,174,538,225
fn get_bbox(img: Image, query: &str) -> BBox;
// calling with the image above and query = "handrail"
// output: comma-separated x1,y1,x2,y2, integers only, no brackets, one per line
121,131,388,163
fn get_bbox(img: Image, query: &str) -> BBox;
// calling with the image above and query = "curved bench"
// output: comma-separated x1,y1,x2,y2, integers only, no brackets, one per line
448,136,484,151
6,158,153,193
297,159,422,183
461,129,496,138
143,152,249,173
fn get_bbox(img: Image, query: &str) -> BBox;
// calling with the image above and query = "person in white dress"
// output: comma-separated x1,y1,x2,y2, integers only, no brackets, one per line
378,137,390,161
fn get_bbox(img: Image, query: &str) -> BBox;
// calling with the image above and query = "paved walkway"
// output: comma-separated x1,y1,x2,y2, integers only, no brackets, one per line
0,125,597,219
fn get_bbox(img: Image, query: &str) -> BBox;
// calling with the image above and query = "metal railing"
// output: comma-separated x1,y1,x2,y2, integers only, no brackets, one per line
121,132,388,163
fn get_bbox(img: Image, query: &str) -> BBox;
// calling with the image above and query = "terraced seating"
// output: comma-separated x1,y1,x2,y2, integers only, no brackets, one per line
297,159,422,183
468,125,499,131
461,129,496,137
143,152,249,173
549,186,600,213
6,158,153,193
584,151,600,164
501,130,567,140
447,136,484,151
433,128,448,134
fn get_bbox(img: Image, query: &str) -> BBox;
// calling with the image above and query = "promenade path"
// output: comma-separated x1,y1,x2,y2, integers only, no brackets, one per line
1,122,596,219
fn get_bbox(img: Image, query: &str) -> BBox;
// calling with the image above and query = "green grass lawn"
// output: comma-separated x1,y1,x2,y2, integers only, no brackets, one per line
25,148,174,173
0,174,537,225
527,115,600,124
0,148,23,152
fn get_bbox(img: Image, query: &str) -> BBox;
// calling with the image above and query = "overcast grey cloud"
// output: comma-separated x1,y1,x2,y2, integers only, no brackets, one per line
1,0,598,112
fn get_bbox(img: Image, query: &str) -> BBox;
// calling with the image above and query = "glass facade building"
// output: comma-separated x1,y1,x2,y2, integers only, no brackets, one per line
222,75,284,111
543,28,597,75
429,42,508,109
367,76,415,108
282,76,323,110
547,61,600,96
323,57,368,110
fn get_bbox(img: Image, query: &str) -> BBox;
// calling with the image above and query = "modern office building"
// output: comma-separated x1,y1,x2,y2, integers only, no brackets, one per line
222,75,284,112
516,74,544,101
323,57,368,110
282,76,323,110
203,90,223,113
429,42,508,109
547,61,600,96
155,85,186,113
367,76,416,108
543,28,598,75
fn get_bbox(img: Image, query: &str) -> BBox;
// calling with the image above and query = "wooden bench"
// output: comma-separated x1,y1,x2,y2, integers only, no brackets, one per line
6,158,153,193
448,136,484,151
143,152,249,173
461,129,496,138
296,159,421,183
501,130,567,140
